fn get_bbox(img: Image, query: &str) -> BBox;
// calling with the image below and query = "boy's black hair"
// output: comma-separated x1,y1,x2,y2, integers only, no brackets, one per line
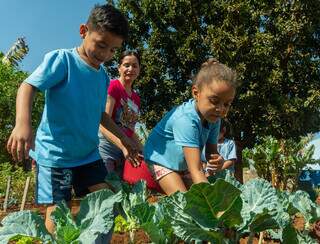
87,4,129,40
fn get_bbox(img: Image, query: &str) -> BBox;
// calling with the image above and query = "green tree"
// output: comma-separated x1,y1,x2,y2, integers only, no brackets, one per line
0,41,43,163
2,37,29,68
115,0,320,146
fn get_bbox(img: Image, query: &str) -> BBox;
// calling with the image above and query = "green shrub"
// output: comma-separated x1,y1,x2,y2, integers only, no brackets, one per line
0,61,44,163
243,136,317,191
0,162,35,208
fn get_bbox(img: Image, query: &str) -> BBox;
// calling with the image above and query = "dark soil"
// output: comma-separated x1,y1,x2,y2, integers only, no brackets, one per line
239,236,280,244
111,229,150,244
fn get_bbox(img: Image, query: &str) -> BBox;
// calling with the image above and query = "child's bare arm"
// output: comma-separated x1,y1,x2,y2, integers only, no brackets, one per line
130,132,144,152
100,96,127,150
221,159,236,170
183,147,208,184
7,82,36,162
100,112,139,162
100,95,141,166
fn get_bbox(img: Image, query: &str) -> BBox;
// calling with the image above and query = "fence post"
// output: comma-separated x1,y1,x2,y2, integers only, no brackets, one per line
20,176,31,211
3,176,11,212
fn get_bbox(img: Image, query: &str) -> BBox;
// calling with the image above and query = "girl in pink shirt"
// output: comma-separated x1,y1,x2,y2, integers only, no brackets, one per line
99,51,143,175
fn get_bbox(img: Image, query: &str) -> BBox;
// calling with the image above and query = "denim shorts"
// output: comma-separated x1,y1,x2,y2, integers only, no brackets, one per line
35,159,107,204
99,136,125,175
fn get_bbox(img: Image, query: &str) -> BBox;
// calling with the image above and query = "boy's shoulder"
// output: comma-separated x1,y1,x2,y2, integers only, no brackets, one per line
41,48,76,64
44,48,74,56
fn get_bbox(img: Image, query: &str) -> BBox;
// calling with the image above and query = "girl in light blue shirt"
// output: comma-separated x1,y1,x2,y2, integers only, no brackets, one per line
144,58,239,195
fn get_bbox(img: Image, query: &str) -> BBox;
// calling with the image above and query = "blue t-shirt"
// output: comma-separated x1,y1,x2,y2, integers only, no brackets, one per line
143,99,220,171
218,138,237,172
26,48,108,168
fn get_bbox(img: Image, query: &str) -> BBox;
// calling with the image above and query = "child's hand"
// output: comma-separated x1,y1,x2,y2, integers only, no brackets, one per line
206,154,224,175
7,124,34,162
121,137,141,167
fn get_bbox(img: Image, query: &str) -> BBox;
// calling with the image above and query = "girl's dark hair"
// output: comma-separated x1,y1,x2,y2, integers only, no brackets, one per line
87,4,128,40
118,50,141,66
193,58,238,89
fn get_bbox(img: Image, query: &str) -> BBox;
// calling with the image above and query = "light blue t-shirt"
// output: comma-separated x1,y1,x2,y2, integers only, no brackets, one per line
26,48,108,168
218,138,237,172
144,99,220,171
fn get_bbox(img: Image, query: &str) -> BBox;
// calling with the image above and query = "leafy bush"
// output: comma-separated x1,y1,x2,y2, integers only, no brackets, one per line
117,0,320,145
243,136,318,191
0,162,35,207
0,62,44,163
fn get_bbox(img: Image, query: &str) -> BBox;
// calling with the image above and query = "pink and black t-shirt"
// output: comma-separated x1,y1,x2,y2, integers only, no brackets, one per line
108,79,140,137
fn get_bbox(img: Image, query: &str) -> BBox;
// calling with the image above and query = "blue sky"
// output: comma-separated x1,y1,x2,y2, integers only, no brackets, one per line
1,0,106,72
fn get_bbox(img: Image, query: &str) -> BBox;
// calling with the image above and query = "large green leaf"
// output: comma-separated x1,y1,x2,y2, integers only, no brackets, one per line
75,189,122,242
288,191,320,225
239,178,279,232
0,211,53,243
218,196,243,228
51,201,77,229
249,210,279,233
105,172,132,193
161,191,225,243
140,203,177,244
171,218,224,244
282,225,298,244
296,231,318,244
184,180,242,229
131,202,155,224
55,225,81,244
51,201,80,243
224,172,243,190
130,180,148,204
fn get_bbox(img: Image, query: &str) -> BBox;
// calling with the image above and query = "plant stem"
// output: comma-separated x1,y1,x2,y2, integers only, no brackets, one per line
129,230,135,244
248,232,254,244
258,231,263,244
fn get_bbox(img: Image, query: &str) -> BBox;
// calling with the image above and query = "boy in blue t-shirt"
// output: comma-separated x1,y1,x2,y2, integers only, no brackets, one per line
6,4,135,234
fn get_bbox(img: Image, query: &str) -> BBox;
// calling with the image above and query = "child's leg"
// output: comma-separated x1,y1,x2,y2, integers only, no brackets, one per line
72,159,113,244
45,205,56,234
35,164,74,234
158,172,187,195
149,164,187,195
72,159,109,196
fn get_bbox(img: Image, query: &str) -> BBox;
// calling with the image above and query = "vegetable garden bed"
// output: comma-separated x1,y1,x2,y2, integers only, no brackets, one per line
1,170,320,243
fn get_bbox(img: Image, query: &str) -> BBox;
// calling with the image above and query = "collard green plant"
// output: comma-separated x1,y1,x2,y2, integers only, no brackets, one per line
0,211,53,244
0,189,122,243
155,178,319,243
